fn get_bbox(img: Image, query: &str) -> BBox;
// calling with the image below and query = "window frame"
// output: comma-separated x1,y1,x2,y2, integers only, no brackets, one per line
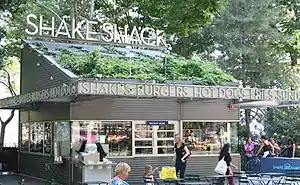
20,121,54,156
133,120,179,157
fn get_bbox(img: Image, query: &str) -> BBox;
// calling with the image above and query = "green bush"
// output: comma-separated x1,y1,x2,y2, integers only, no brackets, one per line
59,50,234,85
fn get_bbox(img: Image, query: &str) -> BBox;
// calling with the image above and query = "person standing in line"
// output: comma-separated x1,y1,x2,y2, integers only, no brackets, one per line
270,138,280,157
284,139,296,158
256,135,273,158
244,136,255,166
173,134,191,179
218,143,237,185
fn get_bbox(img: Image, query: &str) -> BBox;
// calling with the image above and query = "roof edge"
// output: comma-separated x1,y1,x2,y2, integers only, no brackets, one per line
22,40,78,79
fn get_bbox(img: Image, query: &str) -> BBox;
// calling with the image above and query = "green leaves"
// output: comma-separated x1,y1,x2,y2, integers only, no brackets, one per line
209,0,296,88
59,50,234,85
137,0,225,37
264,107,300,146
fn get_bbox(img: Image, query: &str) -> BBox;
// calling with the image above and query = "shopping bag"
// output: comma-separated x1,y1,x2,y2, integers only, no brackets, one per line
160,166,177,179
214,157,228,175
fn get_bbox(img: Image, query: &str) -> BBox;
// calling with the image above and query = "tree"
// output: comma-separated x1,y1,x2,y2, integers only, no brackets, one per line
275,0,300,66
262,0,300,152
137,0,225,58
209,0,298,134
0,58,19,147
0,10,18,146
264,107,300,156
2,0,226,59
0,0,93,147
171,27,215,58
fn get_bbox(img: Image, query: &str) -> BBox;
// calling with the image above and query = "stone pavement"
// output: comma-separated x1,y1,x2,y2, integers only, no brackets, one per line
0,174,46,185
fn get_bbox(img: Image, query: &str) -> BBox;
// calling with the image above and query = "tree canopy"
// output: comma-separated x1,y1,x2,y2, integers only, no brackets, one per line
263,107,300,156
211,0,293,89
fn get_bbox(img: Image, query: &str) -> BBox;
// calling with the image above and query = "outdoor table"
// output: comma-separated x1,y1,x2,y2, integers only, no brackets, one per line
178,182,211,185
261,173,286,185
75,181,109,185
155,178,185,185
282,174,300,185
248,176,283,185
261,173,286,177
204,175,232,185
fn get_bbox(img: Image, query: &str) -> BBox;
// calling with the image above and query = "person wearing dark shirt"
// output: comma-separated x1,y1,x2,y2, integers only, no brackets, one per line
219,143,237,185
173,134,190,179
256,135,274,158
284,139,296,158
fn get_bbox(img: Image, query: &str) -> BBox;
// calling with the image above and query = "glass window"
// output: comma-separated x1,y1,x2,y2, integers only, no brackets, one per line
183,122,235,155
135,148,153,155
44,122,52,154
134,122,154,155
135,124,153,138
157,140,174,154
72,121,132,156
24,122,53,154
134,121,178,155
21,123,29,151
230,122,238,153
157,122,176,154
54,121,70,157
30,123,44,153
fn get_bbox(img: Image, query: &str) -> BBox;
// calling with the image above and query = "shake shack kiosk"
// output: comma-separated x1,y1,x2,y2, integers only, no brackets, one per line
1,14,300,184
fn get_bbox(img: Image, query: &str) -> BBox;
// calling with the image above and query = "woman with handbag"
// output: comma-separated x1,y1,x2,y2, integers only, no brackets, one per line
218,143,237,185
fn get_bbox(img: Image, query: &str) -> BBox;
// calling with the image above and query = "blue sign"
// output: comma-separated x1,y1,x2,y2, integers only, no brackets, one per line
146,121,168,126
257,157,300,173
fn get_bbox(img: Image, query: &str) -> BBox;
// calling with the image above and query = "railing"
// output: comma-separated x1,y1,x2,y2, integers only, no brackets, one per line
0,147,18,173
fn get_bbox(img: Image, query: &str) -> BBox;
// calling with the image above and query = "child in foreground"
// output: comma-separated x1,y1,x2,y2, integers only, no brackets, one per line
143,165,159,185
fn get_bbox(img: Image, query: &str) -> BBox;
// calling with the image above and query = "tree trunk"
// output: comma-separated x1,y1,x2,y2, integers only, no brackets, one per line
0,122,6,147
89,0,94,20
182,37,188,59
242,80,251,138
0,110,15,147
244,109,251,136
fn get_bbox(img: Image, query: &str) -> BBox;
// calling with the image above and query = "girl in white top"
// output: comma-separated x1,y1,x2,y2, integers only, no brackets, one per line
143,165,158,185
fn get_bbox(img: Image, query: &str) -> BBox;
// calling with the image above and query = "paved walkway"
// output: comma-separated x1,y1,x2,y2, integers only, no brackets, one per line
0,174,46,185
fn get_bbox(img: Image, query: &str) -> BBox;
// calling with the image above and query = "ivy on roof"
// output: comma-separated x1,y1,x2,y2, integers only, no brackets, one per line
58,49,234,85
30,41,168,60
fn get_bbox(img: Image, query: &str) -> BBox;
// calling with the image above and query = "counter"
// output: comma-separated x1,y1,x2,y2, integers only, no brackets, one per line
73,159,115,183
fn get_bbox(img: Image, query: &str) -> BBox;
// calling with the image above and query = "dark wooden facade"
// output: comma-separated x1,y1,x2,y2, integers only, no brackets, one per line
19,99,240,184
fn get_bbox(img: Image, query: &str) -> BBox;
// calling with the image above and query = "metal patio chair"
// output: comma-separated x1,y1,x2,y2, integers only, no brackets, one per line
233,172,249,185
143,176,160,185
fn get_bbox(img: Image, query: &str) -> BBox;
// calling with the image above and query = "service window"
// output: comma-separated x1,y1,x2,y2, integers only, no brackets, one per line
134,122,154,155
134,120,179,156
157,122,177,154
